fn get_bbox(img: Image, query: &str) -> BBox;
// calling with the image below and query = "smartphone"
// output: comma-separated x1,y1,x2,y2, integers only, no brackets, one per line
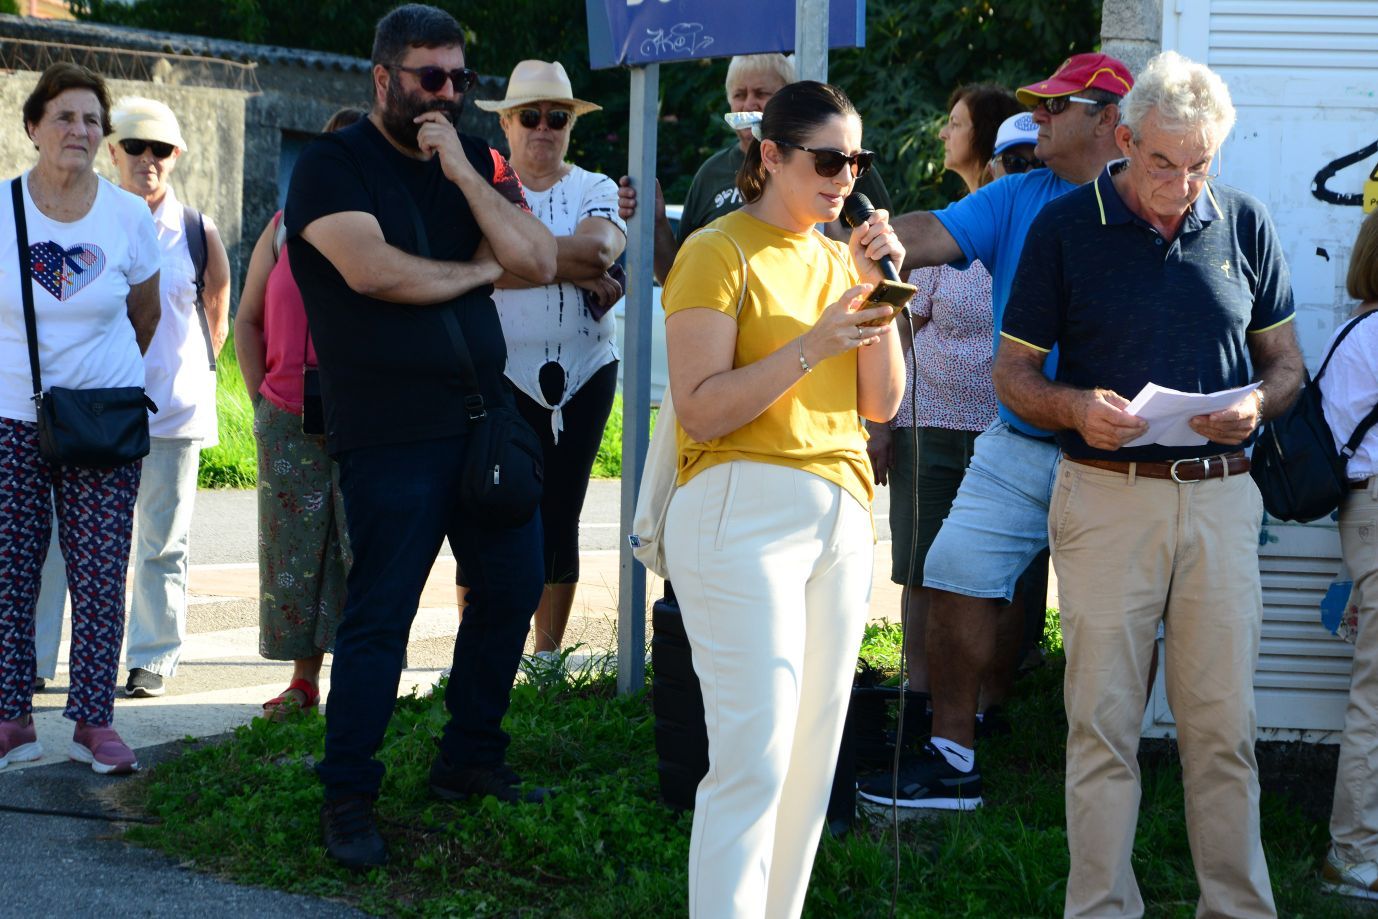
858,279,916,326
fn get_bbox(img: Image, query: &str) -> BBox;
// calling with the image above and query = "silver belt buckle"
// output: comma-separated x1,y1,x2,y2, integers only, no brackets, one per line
1170,457,1206,484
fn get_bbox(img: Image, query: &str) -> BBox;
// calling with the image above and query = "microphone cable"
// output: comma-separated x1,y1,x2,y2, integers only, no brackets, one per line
885,301,923,919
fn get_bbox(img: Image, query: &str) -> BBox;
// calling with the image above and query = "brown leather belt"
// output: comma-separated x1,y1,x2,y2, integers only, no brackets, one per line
1065,451,1249,483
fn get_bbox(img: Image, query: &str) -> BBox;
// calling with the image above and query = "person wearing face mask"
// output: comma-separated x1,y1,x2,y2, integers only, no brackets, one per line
0,64,161,775
466,62,627,663
661,80,905,917
617,53,893,283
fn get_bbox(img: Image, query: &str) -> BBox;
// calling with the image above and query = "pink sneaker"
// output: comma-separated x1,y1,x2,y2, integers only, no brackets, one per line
70,722,139,775
0,718,43,769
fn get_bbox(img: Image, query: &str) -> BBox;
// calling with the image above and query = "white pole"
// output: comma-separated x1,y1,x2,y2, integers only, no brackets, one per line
617,62,659,696
795,0,830,82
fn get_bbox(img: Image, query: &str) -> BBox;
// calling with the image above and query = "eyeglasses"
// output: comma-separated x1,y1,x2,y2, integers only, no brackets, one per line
1132,139,1220,183
1035,95,1104,116
995,152,1043,174
772,140,875,179
517,108,572,131
389,65,479,94
118,138,175,159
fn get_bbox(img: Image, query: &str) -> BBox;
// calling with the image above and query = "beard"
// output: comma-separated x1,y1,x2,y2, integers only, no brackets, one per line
380,78,464,151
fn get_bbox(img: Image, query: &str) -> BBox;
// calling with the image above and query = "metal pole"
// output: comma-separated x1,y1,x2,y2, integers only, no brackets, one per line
795,0,830,82
617,62,659,696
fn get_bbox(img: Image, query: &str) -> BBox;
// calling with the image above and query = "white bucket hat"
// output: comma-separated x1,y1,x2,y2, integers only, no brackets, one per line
474,60,601,116
110,96,188,151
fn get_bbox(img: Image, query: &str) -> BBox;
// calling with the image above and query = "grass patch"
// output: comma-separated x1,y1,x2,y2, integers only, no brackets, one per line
592,396,657,479
126,626,1349,917
198,337,256,488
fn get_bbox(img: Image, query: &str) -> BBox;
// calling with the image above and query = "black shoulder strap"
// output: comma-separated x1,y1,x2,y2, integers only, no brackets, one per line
181,205,216,371
12,177,43,402
1315,310,1377,384
1315,310,1378,458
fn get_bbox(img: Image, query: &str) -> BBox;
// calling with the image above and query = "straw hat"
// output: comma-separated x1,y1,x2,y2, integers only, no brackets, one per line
110,96,188,151
474,60,601,116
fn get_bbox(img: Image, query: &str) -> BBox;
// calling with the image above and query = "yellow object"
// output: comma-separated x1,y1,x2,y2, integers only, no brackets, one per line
662,209,875,507
1364,161,1378,214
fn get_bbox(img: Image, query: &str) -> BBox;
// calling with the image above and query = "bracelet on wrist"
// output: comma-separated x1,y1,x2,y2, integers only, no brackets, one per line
797,336,813,374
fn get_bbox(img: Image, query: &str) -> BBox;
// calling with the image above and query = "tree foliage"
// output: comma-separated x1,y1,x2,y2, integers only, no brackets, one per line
67,0,1101,212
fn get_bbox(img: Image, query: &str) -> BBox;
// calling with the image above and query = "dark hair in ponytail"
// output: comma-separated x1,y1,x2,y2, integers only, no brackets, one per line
737,80,859,203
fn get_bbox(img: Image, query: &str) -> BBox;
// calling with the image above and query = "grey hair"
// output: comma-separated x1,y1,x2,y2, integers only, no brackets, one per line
725,54,795,96
1120,51,1236,144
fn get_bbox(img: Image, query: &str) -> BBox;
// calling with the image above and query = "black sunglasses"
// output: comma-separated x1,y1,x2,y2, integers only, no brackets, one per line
118,138,175,159
390,64,479,94
996,152,1043,174
1035,95,1105,116
772,140,874,179
517,108,572,131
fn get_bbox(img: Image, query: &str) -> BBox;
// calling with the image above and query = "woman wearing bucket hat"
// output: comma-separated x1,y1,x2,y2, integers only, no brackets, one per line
470,60,627,662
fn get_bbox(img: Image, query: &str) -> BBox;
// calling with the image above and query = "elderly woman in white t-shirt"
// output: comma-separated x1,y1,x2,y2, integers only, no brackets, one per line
0,64,161,774
31,96,231,702
469,60,627,659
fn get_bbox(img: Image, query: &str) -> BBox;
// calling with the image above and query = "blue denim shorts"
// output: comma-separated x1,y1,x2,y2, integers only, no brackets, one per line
921,420,1061,601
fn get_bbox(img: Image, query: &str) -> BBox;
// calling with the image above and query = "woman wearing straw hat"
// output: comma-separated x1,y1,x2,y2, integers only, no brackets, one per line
472,61,627,662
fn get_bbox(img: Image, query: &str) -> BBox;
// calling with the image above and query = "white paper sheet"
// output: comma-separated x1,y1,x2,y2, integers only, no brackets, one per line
1121,381,1261,449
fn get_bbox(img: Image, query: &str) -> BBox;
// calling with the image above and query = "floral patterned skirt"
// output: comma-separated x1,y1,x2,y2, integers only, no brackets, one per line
253,397,350,661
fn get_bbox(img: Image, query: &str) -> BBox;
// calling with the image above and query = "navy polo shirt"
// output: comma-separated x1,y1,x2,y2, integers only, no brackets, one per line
1000,161,1295,462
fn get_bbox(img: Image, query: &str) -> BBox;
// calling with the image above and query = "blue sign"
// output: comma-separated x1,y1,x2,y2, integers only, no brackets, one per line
586,1,865,70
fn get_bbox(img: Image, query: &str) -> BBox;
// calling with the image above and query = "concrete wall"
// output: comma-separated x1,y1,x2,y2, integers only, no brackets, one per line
1101,0,1163,74
0,73,246,297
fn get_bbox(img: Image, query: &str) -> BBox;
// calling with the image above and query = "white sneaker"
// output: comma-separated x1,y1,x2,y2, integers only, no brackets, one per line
1322,849,1378,900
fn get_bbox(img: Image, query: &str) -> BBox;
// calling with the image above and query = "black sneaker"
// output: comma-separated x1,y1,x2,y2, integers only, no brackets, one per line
320,795,388,870
857,742,983,811
429,754,550,804
124,668,165,698
33,676,46,693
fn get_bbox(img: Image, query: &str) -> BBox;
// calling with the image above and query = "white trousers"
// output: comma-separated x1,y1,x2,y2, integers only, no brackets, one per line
665,461,873,919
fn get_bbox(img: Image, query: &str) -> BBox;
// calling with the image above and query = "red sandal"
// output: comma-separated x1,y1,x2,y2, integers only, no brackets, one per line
262,678,321,720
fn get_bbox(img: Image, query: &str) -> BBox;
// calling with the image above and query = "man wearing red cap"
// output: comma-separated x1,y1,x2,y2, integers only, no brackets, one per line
860,53,1131,812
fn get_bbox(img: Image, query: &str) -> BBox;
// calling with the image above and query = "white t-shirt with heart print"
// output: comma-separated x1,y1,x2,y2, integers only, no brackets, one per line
0,171,160,424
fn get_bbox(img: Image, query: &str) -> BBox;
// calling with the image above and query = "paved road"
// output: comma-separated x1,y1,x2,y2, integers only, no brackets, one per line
0,478,907,916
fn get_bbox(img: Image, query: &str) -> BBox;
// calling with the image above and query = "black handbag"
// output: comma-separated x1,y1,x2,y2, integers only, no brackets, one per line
12,178,156,469
1251,311,1378,522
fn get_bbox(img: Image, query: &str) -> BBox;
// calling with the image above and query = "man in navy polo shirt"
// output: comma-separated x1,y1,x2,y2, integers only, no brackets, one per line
996,52,1302,917
860,53,1131,812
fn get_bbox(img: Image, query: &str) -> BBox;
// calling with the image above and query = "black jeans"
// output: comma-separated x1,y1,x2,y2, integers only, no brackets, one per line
317,432,543,800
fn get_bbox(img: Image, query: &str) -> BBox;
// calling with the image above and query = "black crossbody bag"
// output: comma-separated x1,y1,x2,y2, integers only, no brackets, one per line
12,177,157,468
353,138,542,527
1251,310,1378,522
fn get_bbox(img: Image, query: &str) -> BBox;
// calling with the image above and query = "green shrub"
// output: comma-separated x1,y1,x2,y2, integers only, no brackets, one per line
198,337,257,488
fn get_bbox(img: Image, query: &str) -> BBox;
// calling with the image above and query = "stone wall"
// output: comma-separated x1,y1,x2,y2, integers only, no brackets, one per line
1100,0,1163,75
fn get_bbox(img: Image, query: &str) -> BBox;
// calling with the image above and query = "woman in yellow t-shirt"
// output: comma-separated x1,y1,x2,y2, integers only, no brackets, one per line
661,80,905,918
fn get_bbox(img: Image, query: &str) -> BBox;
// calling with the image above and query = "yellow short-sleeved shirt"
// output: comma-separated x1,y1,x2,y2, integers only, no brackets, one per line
662,209,874,508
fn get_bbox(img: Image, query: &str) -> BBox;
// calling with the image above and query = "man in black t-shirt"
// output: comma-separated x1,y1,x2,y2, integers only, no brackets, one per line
284,3,557,871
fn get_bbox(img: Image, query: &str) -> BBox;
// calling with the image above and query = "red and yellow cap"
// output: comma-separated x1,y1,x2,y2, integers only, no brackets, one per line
1016,52,1134,105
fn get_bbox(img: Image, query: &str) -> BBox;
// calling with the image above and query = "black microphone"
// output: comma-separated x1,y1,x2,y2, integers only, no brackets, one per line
841,192,900,282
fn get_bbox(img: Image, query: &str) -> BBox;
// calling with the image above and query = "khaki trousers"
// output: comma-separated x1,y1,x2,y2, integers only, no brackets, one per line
664,461,873,919
1330,481,1378,862
1049,461,1276,918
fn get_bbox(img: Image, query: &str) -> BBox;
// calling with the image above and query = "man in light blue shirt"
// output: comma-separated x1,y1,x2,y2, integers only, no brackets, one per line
859,53,1133,812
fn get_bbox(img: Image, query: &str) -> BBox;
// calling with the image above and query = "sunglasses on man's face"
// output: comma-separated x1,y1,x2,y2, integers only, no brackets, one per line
517,108,572,131
996,152,1043,174
773,140,875,179
119,138,175,159
391,64,479,94
1036,95,1103,116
